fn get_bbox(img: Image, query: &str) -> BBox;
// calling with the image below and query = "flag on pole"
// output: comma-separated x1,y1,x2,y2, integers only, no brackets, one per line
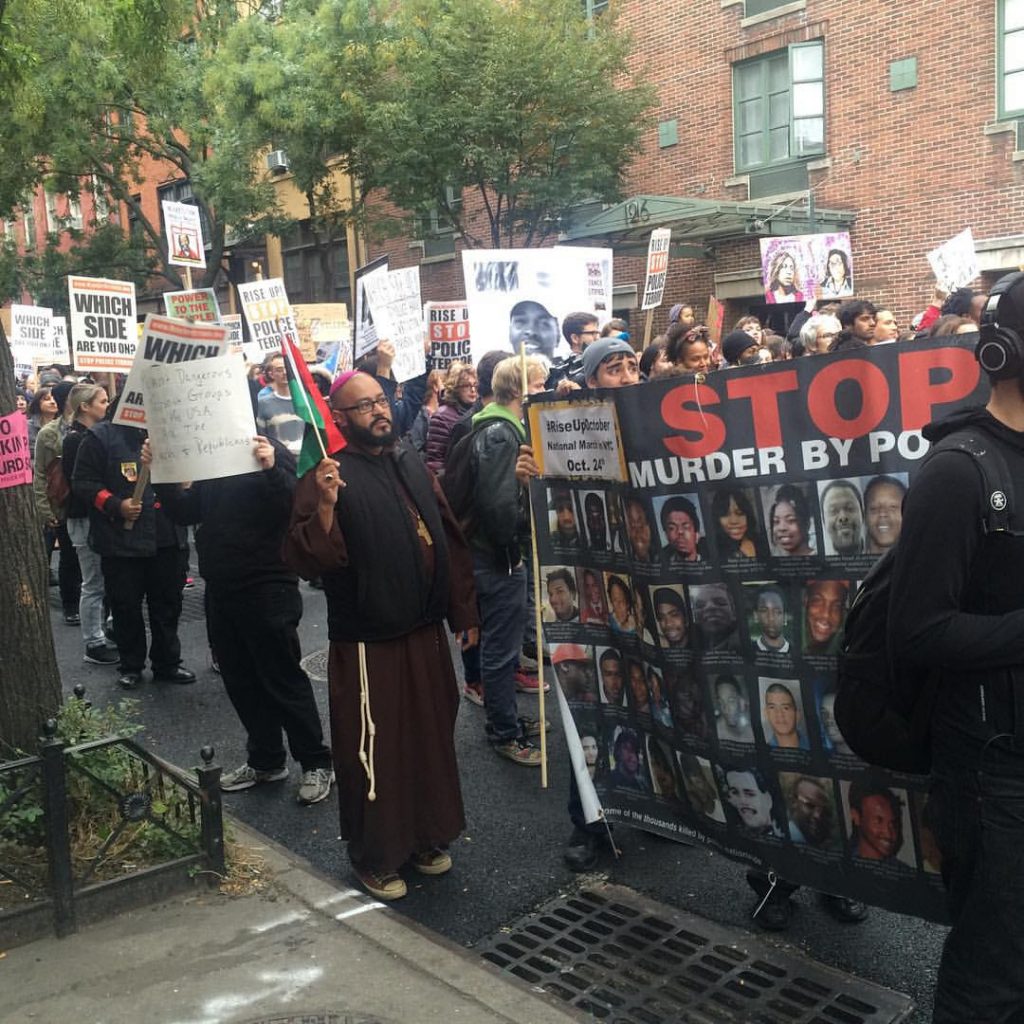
281,336,346,477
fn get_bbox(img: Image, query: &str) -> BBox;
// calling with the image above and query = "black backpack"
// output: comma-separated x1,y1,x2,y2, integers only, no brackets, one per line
441,427,478,537
835,431,1016,774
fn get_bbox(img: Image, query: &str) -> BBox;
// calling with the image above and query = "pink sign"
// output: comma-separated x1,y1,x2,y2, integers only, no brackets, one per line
0,412,33,489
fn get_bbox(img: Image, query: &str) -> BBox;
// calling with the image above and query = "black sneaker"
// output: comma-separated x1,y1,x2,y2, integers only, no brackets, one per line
84,644,119,665
118,670,143,690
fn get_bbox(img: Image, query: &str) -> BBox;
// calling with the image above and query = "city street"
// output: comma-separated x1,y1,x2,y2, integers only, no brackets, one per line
47,573,944,1023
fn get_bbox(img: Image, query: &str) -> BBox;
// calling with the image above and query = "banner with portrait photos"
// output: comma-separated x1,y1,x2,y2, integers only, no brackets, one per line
528,338,988,923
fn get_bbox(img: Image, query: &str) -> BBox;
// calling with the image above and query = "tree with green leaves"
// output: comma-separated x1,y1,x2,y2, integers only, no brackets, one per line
211,0,655,249
0,0,283,754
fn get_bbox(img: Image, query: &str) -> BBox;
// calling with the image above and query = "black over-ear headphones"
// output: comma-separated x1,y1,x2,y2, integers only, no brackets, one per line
977,271,1024,380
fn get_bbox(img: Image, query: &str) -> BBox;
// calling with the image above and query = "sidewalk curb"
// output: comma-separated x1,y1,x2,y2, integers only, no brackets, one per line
229,816,587,1024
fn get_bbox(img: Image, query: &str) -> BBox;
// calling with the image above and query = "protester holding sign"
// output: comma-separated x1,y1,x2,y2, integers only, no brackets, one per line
145,434,335,806
283,370,479,902
71,401,195,690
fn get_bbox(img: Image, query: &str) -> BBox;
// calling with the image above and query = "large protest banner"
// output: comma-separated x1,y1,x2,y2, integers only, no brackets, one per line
759,232,854,303
527,339,987,923
361,266,425,383
237,278,299,364
425,301,471,369
113,315,230,428
68,276,138,373
163,288,221,323
143,355,258,484
462,247,614,365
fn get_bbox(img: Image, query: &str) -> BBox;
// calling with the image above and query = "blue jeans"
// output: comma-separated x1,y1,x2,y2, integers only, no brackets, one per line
472,552,526,743
931,731,1024,1023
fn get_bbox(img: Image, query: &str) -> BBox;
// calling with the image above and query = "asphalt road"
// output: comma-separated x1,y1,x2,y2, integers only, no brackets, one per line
48,573,944,1022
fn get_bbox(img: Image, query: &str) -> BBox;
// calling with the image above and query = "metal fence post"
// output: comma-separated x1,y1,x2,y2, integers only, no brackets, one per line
38,719,76,938
196,746,225,883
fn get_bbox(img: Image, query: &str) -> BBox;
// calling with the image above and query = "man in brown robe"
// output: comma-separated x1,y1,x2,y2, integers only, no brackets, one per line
284,370,479,901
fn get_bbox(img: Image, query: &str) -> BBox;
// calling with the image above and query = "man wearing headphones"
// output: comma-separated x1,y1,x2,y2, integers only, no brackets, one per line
889,271,1024,1022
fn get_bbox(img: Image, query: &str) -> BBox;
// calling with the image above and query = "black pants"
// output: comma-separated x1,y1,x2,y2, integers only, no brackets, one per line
206,580,331,773
102,547,185,674
45,520,81,614
931,734,1024,1023
568,768,607,835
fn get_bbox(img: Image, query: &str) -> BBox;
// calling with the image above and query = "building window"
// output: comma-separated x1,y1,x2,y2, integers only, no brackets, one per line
1001,0,1024,118
281,221,352,306
416,186,462,258
92,175,112,222
45,191,59,233
733,41,824,172
22,195,36,251
67,196,83,230
126,196,144,245
582,0,608,17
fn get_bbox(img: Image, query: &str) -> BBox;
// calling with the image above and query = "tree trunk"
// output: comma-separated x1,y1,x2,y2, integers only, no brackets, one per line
0,327,62,758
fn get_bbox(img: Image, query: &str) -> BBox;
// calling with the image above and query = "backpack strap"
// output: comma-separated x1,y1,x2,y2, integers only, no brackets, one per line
930,430,1021,535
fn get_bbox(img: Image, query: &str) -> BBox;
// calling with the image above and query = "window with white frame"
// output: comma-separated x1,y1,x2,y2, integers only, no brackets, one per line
733,41,824,172
1001,0,1024,118
22,196,36,250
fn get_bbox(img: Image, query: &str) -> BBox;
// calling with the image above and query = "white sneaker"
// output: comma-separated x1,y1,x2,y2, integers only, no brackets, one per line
219,763,288,792
297,767,335,805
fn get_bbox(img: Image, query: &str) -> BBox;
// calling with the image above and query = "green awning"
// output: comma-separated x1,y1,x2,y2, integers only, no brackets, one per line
562,194,856,258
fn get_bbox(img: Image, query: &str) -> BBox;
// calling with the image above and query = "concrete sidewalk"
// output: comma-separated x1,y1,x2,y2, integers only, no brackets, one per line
1,823,584,1024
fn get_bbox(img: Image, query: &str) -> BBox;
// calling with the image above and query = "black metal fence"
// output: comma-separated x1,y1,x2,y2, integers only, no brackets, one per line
0,699,224,945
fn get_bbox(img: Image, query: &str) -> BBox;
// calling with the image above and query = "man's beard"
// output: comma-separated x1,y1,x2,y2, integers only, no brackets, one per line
344,418,395,448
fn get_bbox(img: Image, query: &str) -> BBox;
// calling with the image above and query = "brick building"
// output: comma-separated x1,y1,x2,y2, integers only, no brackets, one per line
362,0,1024,339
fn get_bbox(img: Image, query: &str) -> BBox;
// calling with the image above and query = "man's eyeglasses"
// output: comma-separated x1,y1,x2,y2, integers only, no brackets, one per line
336,394,390,416
578,329,601,338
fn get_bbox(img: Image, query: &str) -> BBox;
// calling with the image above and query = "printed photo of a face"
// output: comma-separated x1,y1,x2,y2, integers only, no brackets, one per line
581,490,609,551
509,299,560,359
718,765,784,838
552,644,597,703
710,486,765,560
647,735,680,801
759,677,809,751
780,772,840,849
606,725,649,793
649,584,689,649
712,672,754,744
647,665,673,729
596,646,626,707
690,582,740,652
665,665,709,742
802,579,849,656
547,487,580,547
863,474,907,556
622,493,659,563
654,494,704,566
818,479,866,557
578,568,608,626
579,730,601,780
842,775,916,868
815,682,853,756
625,658,650,716
542,566,579,623
605,573,637,636
762,483,817,558
678,754,725,822
745,582,791,655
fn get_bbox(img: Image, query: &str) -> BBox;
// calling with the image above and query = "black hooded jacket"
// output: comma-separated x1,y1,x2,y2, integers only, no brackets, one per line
888,406,1024,751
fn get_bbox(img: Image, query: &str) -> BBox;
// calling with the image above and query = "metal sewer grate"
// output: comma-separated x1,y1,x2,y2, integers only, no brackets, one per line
475,884,914,1024
300,648,330,683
